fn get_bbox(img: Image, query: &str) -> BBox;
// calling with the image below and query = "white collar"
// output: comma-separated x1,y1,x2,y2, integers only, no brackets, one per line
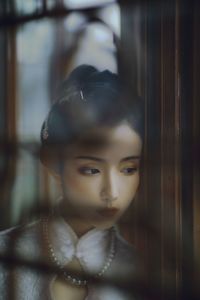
49,218,112,274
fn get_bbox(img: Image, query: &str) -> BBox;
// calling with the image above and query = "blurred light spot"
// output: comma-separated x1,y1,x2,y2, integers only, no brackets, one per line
64,13,87,33
98,4,120,37
64,0,116,9
16,0,41,14
17,21,54,64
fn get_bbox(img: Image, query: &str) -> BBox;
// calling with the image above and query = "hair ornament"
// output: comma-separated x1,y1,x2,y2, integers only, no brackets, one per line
42,117,49,140
80,89,85,101
58,86,86,103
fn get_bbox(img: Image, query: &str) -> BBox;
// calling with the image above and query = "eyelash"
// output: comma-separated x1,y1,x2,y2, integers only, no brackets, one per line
78,167,138,176
79,167,100,175
121,167,138,175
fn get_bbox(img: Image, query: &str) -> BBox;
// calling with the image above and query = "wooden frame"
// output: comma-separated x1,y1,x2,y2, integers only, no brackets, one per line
120,0,199,299
0,0,199,298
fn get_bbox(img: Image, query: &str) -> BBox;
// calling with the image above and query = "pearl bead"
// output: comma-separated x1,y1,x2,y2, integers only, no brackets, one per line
43,218,116,286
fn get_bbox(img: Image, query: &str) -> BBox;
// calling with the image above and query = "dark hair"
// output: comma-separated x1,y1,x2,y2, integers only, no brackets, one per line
40,64,144,161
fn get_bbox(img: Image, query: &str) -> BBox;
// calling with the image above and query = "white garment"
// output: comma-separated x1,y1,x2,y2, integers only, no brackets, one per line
0,219,140,300
50,218,111,275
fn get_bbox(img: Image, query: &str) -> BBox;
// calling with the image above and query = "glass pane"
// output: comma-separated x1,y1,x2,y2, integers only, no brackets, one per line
17,20,54,142
65,21,117,73
10,20,56,223
4,1,119,225
64,0,116,9
16,0,42,14
98,3,120,37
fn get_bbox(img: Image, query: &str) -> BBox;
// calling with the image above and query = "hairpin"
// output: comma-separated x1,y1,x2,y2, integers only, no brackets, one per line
80,89,86,101
59,89,86,103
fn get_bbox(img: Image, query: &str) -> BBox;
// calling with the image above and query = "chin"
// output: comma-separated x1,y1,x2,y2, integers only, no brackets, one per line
92,220,116,230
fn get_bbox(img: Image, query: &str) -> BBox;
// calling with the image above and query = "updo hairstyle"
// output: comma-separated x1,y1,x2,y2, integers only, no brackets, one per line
40,64,144,170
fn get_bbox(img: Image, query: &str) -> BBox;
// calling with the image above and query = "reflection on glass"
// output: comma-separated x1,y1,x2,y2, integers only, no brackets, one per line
65,0,116,9
64,13,87,32
69,22,117,72
98,4,120,37
16,0,42,14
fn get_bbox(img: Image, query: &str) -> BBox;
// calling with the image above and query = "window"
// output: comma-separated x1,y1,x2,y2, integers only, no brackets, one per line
0,1,199,299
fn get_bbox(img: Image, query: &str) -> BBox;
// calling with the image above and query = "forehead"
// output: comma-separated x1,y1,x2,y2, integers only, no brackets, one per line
65,123,142,158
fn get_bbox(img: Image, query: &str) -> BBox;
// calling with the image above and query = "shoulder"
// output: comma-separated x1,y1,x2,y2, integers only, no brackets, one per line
109,228,141,278
0,221,49,299
0,220,41,241
0,220,42,259
115,227,138,258
101,230,141,299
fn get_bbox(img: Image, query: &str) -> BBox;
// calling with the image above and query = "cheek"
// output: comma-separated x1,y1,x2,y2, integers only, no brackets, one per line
121,174,140,201
62,172,99,198
64,174,85,191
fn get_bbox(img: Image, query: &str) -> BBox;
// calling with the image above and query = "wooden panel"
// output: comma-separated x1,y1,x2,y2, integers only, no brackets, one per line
120,1,184,299
160,1,180,299
193,0,200,288
178,1,195,298
0,26,17,230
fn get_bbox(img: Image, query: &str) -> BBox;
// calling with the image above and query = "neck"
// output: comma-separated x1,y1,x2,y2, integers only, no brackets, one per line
64,217,95,238
58,200,95,238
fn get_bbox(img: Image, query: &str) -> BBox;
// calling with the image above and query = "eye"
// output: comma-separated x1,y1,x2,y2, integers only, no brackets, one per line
121,167,138,175
79,167,100,175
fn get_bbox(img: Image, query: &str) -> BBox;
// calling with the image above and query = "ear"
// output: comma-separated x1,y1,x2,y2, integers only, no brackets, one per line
40,146,62,185
48,166,62,185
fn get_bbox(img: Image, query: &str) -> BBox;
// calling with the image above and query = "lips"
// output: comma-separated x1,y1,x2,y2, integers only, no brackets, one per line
97,207,119,218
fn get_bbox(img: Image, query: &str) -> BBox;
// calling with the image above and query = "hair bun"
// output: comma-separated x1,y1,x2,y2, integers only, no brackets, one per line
66,64,98,89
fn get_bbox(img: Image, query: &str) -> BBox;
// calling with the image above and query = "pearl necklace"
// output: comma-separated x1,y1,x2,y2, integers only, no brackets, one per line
42,218,116,286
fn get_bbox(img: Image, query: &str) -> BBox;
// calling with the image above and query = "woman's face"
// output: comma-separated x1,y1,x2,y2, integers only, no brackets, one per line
58,122,142,231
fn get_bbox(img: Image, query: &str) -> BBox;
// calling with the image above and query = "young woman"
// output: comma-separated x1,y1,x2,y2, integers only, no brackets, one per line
0,65,144,300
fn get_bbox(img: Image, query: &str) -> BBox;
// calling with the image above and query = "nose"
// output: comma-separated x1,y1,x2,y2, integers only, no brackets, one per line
100,170,119,205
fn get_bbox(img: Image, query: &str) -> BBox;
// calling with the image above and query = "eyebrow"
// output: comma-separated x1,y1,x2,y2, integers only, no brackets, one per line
121,156,140,162
75,155,140,162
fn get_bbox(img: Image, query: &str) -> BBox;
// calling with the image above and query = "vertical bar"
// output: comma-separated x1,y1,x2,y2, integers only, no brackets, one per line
42,0,47,12
160,1,180,299
193,0,200,297
7,25,17,300
144,1,162,298
0,3,17,230
0,27,8,230
175,0,182,298
119,0,140,99
179,0,194,299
